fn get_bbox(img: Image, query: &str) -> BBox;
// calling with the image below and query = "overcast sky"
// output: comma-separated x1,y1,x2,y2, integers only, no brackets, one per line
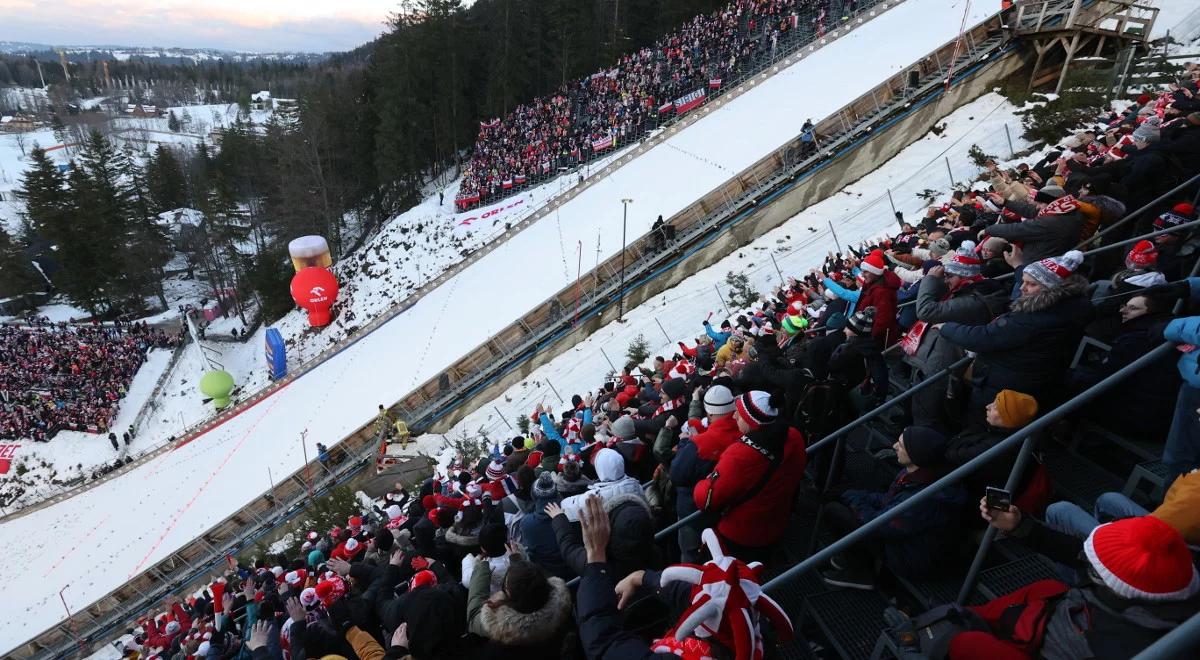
0,0,401,53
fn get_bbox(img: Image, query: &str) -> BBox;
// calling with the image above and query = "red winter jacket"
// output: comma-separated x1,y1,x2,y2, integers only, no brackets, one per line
693,425,806,547
144,602,191,650
691,414,741,461
858,270,902,346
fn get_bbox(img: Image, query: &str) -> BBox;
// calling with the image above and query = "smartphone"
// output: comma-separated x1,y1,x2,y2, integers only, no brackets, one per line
986,487,1012,512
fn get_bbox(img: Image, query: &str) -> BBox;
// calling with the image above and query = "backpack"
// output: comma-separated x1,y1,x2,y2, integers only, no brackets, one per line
793,378,842,440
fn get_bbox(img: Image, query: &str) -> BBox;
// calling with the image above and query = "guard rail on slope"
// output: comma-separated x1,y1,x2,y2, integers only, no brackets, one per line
19,8,1019,657
0,0,907,523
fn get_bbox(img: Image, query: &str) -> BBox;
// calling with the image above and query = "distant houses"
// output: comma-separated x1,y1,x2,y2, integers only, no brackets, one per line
249,91,298,115
0,114,36,132
124,103,164,118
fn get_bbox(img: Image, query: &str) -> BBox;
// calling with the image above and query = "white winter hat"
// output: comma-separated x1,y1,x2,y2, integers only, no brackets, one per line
196,641,211,656
386,504,404,520
164,621,181,635
703,385,735,416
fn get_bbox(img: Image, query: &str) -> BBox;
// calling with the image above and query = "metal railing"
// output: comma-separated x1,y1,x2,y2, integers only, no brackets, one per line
1131,608,1200,659
761,341,1176,596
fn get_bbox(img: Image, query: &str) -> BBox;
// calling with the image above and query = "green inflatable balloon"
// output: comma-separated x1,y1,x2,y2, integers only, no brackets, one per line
200,370,236,410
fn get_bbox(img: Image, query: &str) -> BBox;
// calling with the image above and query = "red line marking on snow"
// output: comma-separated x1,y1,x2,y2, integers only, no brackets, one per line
127,393,284,578
42,512,114,577
171,384,288,453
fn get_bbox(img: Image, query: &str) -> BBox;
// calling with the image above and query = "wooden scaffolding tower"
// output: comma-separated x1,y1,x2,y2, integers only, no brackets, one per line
1013,0,1158,93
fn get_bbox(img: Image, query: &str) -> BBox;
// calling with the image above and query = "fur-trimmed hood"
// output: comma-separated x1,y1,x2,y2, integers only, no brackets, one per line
1010,274,1088,314
478,576,572,645
603,491,652,516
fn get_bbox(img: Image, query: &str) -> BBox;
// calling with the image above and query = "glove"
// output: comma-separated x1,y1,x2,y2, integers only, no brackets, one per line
326,599,354,633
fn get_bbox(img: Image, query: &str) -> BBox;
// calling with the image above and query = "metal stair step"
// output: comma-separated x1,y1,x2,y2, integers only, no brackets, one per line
977,555,1062,601
803,588,892,660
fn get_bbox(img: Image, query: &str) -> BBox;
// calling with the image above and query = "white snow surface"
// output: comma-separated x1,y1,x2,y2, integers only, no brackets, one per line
0,0,1005,649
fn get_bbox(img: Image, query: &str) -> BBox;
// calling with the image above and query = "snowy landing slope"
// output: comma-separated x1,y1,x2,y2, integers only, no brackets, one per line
0,0,996,649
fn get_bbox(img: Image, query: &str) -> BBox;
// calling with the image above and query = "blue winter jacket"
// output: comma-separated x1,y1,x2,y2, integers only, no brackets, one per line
822,275,862,317
539,409,589,453
1164,278,1200,389
703,322,731,349
840,467,966,578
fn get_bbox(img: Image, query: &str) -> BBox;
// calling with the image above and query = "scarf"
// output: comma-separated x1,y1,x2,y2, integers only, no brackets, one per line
655,395,687,417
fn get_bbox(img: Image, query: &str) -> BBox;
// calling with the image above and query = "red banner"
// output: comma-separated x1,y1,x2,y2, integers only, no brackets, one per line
455,192,481,209
480,118,500,130
674,88,707,115
502,179,514,190
658,101,674,114
514,174,527,185
0,443,19,475
592,135,614,151
709,78,722,89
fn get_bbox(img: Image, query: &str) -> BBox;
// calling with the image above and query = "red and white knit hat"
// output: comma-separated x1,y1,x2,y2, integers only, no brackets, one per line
284,569,307,587
1024,250,1084,289
734,391,777,431
860,249,887,276
1125,240,1158,269
1084,516,1200,601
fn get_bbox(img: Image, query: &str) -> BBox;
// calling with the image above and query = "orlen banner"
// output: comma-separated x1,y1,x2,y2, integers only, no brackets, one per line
454,197,527,235
0,443,20,475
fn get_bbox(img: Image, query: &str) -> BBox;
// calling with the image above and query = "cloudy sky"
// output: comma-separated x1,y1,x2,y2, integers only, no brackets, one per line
0,0,402,53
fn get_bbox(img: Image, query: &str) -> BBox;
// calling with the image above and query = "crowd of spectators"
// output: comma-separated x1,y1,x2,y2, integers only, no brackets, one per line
0,319,177,442
103,59,1200,660
456,0,841,208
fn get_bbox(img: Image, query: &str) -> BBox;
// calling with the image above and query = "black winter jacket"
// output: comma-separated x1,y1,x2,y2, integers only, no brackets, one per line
941,275,1092,402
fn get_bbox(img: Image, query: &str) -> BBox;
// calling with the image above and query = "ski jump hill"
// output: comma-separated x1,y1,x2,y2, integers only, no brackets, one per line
1,0,1019,655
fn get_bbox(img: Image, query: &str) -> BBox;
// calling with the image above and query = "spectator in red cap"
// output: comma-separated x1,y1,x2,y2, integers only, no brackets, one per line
950,511,1200,659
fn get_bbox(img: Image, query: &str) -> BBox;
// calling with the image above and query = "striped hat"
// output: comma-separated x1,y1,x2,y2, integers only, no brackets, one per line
734,391,777,430
1024,250,1084,289
1084,516,1199,601
846,306,876,336
485,459,505,481
944,240,982,277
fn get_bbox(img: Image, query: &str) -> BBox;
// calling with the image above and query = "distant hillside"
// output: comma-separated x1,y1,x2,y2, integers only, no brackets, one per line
0,41,333,65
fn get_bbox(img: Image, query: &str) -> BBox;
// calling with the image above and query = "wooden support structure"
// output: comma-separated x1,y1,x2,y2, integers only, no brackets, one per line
1013,0,1158,93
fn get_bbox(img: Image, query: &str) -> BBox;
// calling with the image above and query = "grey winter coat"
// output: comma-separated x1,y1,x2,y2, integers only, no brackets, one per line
988,199,1083,263
913,274,1009,373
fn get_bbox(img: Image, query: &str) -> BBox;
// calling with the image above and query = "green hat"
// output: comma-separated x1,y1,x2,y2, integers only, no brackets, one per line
781,314,809,335
524,437,536,450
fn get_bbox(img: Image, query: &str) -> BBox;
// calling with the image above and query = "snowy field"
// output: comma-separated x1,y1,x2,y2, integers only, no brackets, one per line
0,0,1002,647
